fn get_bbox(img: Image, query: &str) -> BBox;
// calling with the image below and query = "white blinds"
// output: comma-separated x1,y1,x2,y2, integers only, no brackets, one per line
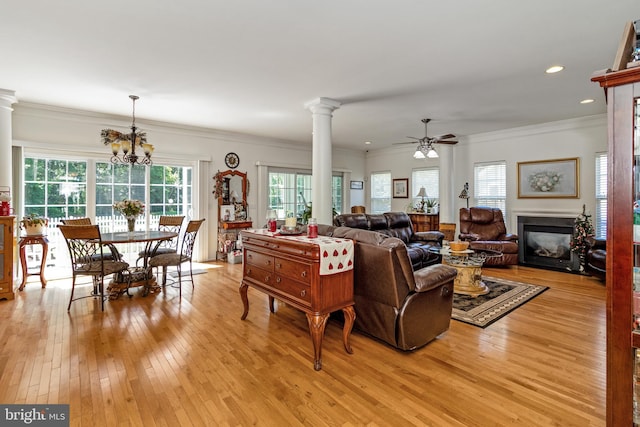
474,161,506,213
595,152,607,238
370,171,391,214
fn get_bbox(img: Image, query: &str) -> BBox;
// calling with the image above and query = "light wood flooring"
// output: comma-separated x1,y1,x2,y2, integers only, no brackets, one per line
0,263,606,426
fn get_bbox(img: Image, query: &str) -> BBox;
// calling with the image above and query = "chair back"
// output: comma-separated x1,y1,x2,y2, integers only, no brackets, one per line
179,219,205,259
58,224,105,273
61,217,92,225
158,215,184,250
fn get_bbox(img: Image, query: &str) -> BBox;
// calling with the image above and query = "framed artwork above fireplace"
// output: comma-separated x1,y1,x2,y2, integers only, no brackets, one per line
517,157,579,198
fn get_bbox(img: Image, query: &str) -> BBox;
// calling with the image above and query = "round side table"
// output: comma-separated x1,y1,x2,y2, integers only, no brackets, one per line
19,234,49,291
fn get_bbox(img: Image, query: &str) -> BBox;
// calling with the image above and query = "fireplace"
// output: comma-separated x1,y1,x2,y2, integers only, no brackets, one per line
517,216,580,272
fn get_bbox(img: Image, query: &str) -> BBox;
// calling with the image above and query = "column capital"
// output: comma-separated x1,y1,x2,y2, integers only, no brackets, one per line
0,89,17,110
304,97,341,115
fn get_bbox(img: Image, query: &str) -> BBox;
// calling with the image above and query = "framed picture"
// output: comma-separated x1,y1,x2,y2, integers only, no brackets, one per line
350,180,364,190
517,157,579,198
392,178,409,198
220,204,235,221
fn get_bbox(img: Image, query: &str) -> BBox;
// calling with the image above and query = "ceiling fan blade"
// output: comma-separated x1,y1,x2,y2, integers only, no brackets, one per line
434,140,458,145
392,141,417,145
433,133,456,141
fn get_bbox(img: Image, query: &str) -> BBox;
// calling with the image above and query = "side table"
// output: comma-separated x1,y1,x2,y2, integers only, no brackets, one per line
19,235,48,291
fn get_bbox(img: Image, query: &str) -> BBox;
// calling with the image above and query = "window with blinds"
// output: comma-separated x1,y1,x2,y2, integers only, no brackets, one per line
411,168,439,209
370,171,391,214
474,161,506,213
595,152,607,238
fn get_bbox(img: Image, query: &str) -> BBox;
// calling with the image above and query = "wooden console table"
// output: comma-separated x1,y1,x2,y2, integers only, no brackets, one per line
239,229,355,371
408,213,439,232
19,234,48,291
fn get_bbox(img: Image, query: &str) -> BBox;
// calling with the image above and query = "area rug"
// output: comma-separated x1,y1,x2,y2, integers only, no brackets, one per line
452,277,548,328
168,269,209,278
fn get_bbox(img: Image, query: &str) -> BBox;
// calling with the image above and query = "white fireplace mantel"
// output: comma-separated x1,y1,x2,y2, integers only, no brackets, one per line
510,209,582,235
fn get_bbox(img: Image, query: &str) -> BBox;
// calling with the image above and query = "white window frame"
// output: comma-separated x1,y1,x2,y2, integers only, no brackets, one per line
370,171,391,214
411,167,439,211
595,152,607,239
474,161,506,214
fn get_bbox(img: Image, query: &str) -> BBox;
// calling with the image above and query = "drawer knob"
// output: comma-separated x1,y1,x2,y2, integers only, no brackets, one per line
301,271,307,278
276,262,282,268
300,289,306,297
265,275,271,282
276,277,281,283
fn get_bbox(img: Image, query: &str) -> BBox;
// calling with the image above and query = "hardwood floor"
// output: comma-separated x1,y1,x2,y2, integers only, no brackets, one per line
0,263,605,426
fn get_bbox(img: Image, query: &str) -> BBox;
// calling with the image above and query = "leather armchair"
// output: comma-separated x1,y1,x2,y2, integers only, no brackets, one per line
458,207,519,266
585,237,606,280
324,226,458,351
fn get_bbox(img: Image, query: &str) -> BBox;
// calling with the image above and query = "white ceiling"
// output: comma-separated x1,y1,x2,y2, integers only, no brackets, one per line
2,1,637,151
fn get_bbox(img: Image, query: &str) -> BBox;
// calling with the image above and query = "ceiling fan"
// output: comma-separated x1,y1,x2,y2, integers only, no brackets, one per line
393,118,458,159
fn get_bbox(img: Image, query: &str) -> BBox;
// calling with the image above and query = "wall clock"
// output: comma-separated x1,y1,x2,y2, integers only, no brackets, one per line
224,152,240,169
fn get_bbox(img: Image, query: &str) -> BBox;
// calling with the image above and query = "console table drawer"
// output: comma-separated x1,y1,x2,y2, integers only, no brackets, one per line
245,250,274,271
244,265,274,285
273,275,311,306
275,258,311,284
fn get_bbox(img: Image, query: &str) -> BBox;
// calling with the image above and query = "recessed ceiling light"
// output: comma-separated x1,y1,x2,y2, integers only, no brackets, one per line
365,141,371,145
580,99,595,104
546,65,564,74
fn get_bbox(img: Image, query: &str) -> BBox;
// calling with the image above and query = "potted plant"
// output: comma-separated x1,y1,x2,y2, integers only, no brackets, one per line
425,198,439,214
21,213,48,235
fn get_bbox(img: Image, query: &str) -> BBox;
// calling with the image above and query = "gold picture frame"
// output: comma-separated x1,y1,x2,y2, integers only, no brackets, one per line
517,157,579,198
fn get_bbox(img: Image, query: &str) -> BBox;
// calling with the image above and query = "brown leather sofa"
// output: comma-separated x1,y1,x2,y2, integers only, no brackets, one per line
321,225,458,350
333,212,444,270
458,207,519,266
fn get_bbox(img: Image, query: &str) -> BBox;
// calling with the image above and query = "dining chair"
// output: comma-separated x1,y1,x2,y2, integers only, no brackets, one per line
58,224,129,311
61,217,122,261
149,219,205,297
136,215,184,263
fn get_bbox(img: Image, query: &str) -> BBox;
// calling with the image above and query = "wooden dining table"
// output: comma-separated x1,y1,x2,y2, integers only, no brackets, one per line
101,230,178,296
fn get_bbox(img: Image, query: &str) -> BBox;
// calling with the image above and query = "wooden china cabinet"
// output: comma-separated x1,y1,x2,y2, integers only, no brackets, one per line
0,216,15,300
408,212,439,232
592,65,640,425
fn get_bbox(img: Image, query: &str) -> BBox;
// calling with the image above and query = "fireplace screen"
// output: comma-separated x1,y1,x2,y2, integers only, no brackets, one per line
517,216,580,272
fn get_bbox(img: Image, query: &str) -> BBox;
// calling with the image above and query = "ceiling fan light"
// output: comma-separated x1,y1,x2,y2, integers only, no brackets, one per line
426,147,438,158
413,148,426,159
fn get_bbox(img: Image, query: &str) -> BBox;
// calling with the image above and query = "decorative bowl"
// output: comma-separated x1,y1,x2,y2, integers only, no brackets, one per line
449,241,469,252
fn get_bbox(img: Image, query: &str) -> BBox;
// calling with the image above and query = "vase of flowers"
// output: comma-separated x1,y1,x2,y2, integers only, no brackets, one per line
113,199,145,233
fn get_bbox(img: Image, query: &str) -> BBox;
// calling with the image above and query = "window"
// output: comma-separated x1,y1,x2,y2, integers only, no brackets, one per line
411,168,439,209
370,172,391,214
267,168,343,220
149,164,193,225
474,161,506,213
24,157,87,220
96,162,146,231
595,152,607,238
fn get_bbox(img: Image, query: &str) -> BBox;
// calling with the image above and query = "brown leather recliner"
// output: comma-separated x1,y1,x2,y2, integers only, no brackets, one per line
585,237,606,280
458,207,519,266
322,225,458,351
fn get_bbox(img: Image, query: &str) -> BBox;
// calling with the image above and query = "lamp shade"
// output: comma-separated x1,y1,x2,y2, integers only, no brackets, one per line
426,146,439,158
413,148,426,159
416,187,428,198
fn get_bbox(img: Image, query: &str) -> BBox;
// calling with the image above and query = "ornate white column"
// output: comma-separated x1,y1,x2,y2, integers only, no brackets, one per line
304,97,341,226
0,89,17,191
438,144,455,223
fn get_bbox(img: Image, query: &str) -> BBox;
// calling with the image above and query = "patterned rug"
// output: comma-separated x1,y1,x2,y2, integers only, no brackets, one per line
452,277,548,328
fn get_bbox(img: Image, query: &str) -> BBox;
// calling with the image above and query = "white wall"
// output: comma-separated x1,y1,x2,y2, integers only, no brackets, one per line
10,103,366,261
366,114,608,234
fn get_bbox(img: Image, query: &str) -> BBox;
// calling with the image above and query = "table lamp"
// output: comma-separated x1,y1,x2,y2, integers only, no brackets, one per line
416,187,428,212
